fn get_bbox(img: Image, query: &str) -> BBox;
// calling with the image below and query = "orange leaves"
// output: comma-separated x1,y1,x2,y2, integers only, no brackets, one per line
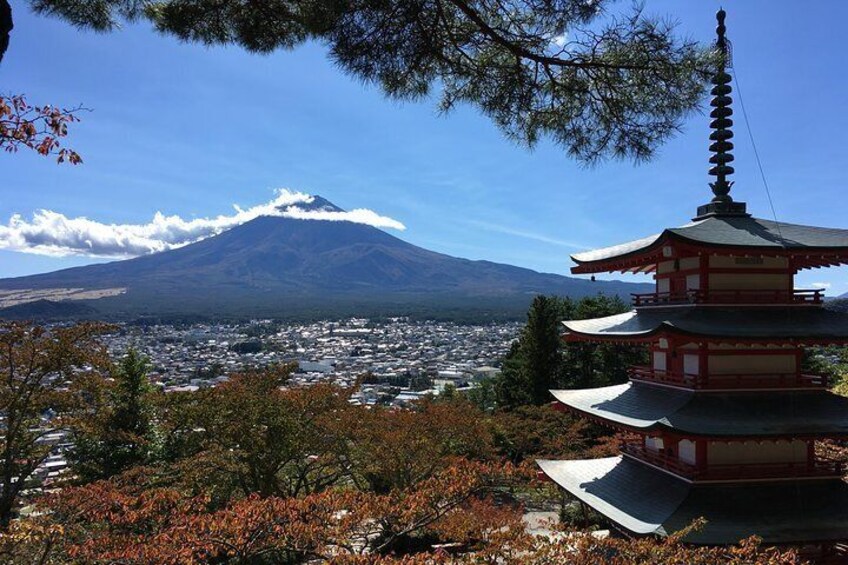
528,527,803,565
4,362,809,564
43,458,527,564
0,94,83,164
339,398,495,494
0,518,65,564
162,370,353,499
423,496,530,556
0,321,112,529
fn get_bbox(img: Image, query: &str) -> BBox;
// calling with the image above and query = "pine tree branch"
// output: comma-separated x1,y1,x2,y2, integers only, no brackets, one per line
0,0,12,64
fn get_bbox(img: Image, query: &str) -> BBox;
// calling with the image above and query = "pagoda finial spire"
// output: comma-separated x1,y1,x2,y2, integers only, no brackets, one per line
709,8,734,201
695,8,748,220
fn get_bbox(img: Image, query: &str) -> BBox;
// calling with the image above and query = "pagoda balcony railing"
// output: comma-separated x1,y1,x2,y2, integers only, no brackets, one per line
621,443,844,482
621,442,698,478
631,288,823,307
628,366,827,389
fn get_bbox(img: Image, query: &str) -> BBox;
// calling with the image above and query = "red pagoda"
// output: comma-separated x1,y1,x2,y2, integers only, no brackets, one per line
538,10,848,550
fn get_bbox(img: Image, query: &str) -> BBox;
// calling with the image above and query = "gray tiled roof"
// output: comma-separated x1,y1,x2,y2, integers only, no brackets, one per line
550,383,848,436
563,307,848,340
538,456,848,544
572,215,848,264
537,457,688,535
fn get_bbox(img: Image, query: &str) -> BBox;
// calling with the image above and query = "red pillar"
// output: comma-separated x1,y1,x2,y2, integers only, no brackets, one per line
696,439,708,471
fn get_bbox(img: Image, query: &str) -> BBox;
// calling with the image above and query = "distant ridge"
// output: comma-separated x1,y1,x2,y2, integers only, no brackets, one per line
0,299,98,320
0,196,650,321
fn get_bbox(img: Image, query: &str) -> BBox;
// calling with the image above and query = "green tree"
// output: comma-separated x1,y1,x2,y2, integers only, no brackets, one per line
560,294,644,389
19,0,715,163
494,340,532,409
70,348,159,483
440,382,458,400
496,294,644,409
467,374,498,413
488,404,589,464
524,295,564,405
496,295,566,408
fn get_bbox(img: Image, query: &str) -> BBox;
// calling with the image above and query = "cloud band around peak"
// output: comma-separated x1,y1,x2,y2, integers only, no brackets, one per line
0,189,406,259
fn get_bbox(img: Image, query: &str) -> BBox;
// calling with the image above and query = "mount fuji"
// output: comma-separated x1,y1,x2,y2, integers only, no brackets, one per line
0,196,649,320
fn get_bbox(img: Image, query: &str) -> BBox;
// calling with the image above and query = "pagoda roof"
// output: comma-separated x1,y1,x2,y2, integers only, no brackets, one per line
550,382,848,438
563,306,848,343
537,456,848,544
571,215,848,274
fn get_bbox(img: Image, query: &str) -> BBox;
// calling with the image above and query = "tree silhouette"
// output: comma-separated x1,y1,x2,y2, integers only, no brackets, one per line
19,0,715,163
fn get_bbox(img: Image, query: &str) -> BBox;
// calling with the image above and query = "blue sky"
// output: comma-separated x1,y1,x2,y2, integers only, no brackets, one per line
2,0,848,294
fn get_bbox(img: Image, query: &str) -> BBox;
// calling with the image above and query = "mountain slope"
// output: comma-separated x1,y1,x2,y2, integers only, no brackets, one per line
0,198,650,320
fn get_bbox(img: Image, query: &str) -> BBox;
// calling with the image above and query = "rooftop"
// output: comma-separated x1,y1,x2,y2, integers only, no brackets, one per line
563,307,848,343
550,382,848,438
538,456,848,544
571,215,848,274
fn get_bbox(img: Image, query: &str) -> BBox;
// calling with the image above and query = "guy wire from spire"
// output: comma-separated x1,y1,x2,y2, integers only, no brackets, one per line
732,68,784,244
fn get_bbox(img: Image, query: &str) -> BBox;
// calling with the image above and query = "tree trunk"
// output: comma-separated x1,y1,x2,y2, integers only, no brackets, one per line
0,0,12,65
0,490,14,531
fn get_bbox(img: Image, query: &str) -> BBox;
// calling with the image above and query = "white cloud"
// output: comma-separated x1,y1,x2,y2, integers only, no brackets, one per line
282,206,406,231
468,219,588,250
0,189,405,259
812,282,832,290
550,33,568,48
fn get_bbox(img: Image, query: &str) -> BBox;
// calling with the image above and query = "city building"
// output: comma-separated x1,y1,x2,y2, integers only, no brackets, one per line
538,10,848,554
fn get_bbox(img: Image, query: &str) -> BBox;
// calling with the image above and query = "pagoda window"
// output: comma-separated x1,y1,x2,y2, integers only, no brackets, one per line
645,436,664,452
682,353,700,378
685,273,700,291
709,255,789,269
679,257,700,271
707,440,808,466
678,439,697,465
708,272,791,291
657,260,677,274
652,351,668,373
707,352,796,375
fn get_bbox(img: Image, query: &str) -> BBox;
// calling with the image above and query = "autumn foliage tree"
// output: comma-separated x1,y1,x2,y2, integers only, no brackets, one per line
156,366,353,502
2,2,83,164
36,451,528,563
13,467,802,564
0,94,83,164
339,397,494,493
0,322,108,529
488,403,590,465
0,337,813,563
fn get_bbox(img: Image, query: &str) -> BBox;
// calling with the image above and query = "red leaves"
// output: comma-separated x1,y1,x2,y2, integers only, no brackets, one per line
531,527,802,565
0,94,83,164
42,459,527,564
